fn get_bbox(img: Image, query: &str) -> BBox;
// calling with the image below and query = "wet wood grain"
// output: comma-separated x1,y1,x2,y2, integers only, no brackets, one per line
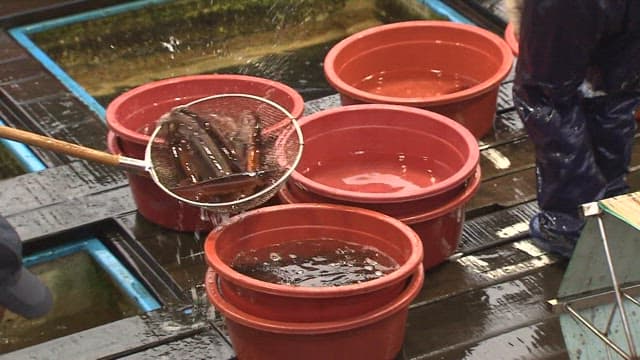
0,55,45,83
0,32,30,60
479,137,534,180
0,0,130,28
0,161,127,216
0,311,222,360
119,331,235,360
7,185,135,242
413,318,568,360
0,73,69,103
116,212,209,293
414,238,565,307
468,166,537,212
459,201,538,251
469,132,640,215
403,265,566,359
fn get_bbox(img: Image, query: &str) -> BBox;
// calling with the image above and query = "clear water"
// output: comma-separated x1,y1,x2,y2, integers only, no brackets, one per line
0,145,25,179
29,0,444,104
301,151,455,194
231,238,398,287
353,68,480,98
0,251,139,354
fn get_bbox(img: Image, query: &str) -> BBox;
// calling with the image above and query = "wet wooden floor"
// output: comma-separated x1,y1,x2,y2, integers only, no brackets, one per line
0,1,639,359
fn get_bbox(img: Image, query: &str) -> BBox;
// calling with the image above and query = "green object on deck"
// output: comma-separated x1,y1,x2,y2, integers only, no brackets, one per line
555,193,640,360
600,192,640,231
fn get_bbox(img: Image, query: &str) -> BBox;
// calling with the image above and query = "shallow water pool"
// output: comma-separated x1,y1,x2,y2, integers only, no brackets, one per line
26,0,443,105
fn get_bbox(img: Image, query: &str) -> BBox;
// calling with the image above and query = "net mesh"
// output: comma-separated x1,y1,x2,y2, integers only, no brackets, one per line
148,94,303,214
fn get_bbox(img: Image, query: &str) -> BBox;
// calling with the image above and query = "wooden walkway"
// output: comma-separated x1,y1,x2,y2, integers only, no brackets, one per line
0,1,639,359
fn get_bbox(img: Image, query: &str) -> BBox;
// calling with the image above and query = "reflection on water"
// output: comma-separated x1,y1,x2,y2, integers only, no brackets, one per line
302,151,454,194
0,251,139,354
231,238,399,287
29,0,442,104
355,68,480,97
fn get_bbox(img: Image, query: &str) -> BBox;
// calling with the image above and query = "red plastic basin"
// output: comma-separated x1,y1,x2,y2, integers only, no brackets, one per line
204,203,423,323
280,166,481,270
324,20,514,138
105,74,305,158
107,132,214,232
287,104,479,205
205,266,424,360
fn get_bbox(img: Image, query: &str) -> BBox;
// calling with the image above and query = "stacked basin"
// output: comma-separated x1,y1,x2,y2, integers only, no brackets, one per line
204,204,424,360
279,104,480,270
105,74,305,232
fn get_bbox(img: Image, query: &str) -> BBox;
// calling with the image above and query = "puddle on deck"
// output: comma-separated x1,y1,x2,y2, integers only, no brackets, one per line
28,0,443,104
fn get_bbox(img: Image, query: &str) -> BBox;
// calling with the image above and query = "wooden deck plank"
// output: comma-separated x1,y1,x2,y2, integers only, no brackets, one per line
415,319,568,360
7,185,135,242
0,32,32,60
17,94,108,165
479,137,534,181
1,73,69,103
115,212,209,293
119,330,235,360
468,166,537,212
0,311,218,360
414,238,564,307
471,130,640,215
403,265,566,359
0,161,127,216
460,200,536,254
0,0,130,28
0,55,45,84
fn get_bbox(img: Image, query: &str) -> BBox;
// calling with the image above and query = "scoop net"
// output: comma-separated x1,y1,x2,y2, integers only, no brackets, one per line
146,93,303,214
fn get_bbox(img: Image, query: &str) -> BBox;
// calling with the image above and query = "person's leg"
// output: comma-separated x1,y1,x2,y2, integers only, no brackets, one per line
518,99,607,258
584,93,638,198
512,0,629,258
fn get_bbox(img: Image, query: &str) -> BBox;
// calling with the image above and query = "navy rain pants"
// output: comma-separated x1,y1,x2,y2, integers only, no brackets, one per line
513,0,640,257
